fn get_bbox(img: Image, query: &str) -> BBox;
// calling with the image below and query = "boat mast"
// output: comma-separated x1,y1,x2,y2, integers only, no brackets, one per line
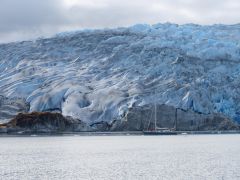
154,89,157,131
174,108,177,131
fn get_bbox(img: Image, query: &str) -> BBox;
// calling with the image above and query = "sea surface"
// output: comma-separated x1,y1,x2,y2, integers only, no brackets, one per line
0,134,239,180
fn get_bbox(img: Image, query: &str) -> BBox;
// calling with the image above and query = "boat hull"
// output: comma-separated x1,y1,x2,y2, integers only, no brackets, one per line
143,131,177,135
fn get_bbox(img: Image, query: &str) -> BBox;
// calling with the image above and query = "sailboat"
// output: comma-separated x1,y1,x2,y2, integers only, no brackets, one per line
143,93,177,135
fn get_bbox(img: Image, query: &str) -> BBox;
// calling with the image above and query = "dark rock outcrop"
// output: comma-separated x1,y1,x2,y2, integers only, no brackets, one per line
110,104,239,131
175,108,239,131
0,104,239,134
0,112,89,133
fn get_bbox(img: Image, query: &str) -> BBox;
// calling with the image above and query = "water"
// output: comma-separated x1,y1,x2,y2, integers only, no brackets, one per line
0,135,240,180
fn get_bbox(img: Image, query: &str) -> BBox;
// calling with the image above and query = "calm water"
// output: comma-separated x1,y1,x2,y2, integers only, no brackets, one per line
0,135,240,180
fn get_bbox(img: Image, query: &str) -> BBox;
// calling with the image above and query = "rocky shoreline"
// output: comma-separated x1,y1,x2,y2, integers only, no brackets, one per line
0,104,239,134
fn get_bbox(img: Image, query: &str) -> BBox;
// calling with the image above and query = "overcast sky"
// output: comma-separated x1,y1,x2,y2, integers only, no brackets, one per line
0,0,239,43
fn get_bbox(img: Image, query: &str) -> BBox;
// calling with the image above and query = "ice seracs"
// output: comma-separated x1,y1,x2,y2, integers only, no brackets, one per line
0,23,239,124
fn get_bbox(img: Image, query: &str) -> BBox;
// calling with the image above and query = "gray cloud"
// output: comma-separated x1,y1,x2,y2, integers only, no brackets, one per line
0,0,239,43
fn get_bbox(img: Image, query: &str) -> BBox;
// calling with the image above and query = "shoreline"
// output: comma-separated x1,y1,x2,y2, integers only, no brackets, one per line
0,130,240,137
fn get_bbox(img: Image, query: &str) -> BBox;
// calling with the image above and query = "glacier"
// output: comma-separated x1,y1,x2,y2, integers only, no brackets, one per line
0,23,240,124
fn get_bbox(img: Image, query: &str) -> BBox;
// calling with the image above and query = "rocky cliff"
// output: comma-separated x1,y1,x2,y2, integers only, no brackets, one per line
110,104,239,131
0,105,238,133
0,112,89,133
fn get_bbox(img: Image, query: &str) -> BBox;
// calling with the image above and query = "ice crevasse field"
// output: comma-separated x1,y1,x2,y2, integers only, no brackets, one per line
0,23,240,124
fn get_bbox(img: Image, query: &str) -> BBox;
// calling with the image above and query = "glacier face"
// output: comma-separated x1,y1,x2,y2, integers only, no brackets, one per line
0,23,240,123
